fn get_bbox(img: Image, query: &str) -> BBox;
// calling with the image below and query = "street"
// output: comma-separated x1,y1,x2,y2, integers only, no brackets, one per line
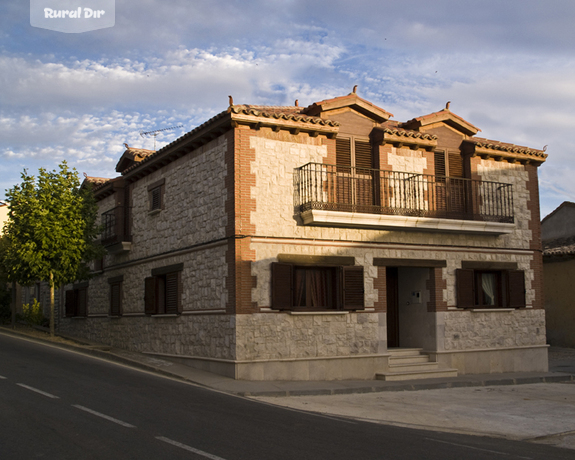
0,332,572,460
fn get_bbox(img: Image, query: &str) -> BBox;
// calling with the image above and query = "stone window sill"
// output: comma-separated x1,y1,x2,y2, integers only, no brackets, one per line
148,209,161,217
470,308,515,312
289,311,350,316
151,314,179,318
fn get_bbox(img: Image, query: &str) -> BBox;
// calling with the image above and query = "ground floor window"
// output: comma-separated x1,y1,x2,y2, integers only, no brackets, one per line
65,284,88,317
145,263,183,315
457,269,525,308
108,276,123,316
272,263,364,311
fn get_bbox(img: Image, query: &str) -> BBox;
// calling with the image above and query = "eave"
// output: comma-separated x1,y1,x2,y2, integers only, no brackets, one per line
461,139,547,166
371,126,438,151
122,106,340,183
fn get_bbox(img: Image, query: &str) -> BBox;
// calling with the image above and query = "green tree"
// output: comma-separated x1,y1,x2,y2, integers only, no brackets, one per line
0,236,12,324
1,162,103,336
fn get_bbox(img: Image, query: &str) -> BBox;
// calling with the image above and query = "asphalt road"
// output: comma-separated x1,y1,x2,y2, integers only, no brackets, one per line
0,333,573,460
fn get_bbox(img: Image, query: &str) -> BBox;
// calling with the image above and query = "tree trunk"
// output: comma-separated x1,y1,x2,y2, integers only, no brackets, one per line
11,281,16,329
49,272,55,337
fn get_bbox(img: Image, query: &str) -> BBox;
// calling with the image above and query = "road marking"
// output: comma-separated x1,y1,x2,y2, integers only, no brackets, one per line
16,383,59,399
156,436,227,460
73,405,136,428
425,438,532,459
0,375,6,379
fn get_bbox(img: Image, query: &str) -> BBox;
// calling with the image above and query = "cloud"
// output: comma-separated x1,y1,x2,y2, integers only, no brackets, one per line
1,0,574,216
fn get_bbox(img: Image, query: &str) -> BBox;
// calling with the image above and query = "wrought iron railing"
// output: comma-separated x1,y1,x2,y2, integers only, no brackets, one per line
101,206,131,245
295,163,514,223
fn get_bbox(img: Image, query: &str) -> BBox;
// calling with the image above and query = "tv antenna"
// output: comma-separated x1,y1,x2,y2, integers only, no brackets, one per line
140,124,184,150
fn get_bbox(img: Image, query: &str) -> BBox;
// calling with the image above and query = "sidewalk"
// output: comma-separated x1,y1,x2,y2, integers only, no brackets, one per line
2,325,573,397
2,325,575,450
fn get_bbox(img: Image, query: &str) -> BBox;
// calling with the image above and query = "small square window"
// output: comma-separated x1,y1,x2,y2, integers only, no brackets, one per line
150,186,162,211
147,178,165,212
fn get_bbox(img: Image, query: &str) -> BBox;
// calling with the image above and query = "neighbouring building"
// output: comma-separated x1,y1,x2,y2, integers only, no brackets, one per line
542,201,575,348
58,90,549,380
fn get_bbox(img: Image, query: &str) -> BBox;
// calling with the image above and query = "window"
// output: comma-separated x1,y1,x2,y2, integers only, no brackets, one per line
108,276,123,316
456,269,525,308
148,178,165,212
65,284,88,317
145,264,183,315
272,262,364,311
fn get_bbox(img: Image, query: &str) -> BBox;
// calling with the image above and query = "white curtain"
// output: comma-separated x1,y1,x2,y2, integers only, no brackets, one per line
482,273,496,306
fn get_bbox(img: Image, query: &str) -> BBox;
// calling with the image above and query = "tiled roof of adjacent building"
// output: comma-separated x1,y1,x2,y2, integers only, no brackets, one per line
543,236,575,257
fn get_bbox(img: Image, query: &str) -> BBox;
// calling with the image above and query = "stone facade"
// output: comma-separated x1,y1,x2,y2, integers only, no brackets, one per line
58,93,548,380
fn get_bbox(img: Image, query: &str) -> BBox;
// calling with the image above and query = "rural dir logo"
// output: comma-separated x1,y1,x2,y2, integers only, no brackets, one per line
30,0,115,33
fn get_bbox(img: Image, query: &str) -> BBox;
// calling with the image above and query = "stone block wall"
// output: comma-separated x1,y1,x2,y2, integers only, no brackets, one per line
442,309,546,351
235,312,383,361
129,136,228,260
59,314,236,359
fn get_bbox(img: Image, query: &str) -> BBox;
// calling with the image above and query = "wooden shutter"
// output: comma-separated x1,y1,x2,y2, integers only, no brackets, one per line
342,266,364,310
110,283,122,316
165,272,182,314
448,152,464,178
354,140,372,170
76,288,87,317
151,187,162,210
456,269,475,308
65,290,76,317
508,270,526,308
434,151,446,178
336,138,352,166
144,277,157,314
271,262,293,310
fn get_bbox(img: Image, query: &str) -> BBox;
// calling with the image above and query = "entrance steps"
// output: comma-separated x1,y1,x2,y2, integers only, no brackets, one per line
376,348,458,381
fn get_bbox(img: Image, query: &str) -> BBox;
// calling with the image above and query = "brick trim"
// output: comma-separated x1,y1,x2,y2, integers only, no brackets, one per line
427,267,447,312
525,164,544,309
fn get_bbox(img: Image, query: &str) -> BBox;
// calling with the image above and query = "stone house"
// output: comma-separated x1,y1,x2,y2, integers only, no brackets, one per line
59,91,549,381
542,202,575,348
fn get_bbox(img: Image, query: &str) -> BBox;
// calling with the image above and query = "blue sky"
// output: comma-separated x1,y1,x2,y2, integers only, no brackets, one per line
1,0,574,218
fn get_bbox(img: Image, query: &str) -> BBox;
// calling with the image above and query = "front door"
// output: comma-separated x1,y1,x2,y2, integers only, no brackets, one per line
386,267,399,348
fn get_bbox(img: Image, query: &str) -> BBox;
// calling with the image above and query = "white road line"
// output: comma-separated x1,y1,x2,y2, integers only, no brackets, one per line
0,375,6,379
425,438,530,458
156,436,227,460
16,383,59,399
73,405,136,428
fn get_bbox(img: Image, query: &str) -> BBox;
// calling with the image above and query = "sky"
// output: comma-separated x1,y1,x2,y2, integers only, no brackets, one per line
1,0,574,218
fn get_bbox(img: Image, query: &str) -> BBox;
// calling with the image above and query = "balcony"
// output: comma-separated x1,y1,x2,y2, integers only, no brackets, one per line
101,206,132,253
295,163,515,234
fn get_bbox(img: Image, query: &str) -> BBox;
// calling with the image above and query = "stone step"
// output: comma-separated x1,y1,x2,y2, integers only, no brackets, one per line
376,368,459,381
389,355,430,365
388,361,440,373
387,348,424,357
